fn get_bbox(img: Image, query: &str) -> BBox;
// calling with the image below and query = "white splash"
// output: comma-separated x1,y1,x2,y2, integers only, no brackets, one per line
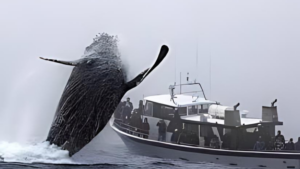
0,141,73,164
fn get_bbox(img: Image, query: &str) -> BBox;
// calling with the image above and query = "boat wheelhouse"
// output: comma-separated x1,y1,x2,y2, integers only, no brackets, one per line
110,82,300,169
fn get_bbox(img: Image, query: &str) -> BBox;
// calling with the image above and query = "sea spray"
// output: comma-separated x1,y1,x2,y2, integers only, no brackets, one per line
0,141,73,164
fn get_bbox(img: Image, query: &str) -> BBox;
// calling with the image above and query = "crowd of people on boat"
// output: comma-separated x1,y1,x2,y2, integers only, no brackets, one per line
114,98,300,152
114,97,150,138
253,130,300,151
113,98,195,142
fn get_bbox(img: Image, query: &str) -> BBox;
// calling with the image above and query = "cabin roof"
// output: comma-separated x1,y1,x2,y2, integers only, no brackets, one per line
181,115,283,128
181,115,261,125
144,94,216,107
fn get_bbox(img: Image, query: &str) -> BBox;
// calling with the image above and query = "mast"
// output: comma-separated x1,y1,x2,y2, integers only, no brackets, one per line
180,72,182,94
210,54,211,99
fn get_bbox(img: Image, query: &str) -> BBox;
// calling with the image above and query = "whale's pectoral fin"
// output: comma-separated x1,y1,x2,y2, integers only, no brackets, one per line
141,45,169,81
125,68,149,90
39,57,78,66
125,45,169,91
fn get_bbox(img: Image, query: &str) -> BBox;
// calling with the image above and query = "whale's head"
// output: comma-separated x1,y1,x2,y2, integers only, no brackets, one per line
40,33,168,156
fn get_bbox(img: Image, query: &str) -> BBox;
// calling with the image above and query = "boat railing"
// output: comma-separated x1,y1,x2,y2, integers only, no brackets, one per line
113,118,149,138
172,82,207,100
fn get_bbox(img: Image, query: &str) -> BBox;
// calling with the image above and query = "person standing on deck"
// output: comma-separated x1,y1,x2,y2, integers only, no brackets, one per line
137,100,144,116
253,136,265,151
123,97,133,123
274,130,285,150
157,119,167,141
285,138,295,150
142,118,150,139
295,137,300,151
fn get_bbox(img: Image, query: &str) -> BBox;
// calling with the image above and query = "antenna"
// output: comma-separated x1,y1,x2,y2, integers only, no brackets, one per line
180,72,182,94
209,52,212,99
174,46,177,84
196,40,198,82
187,72,189,82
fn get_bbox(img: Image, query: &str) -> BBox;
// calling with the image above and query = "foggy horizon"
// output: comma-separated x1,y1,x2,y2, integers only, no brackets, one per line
0,0,300,142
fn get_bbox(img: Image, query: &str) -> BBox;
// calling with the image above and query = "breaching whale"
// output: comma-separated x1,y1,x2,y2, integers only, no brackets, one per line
40,33,169,156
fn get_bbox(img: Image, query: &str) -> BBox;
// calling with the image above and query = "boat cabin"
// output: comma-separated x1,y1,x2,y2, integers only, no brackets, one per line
113,82,283,151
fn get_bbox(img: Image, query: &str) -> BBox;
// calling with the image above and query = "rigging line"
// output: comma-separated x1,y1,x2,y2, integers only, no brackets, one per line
196,39,198,82
209,50,212,99
175,44,177,84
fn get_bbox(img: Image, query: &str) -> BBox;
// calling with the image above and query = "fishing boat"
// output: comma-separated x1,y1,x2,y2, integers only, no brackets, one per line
110,80,300,169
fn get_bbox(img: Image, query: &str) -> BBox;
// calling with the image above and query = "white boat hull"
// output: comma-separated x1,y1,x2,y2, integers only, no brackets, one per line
110,119,300,169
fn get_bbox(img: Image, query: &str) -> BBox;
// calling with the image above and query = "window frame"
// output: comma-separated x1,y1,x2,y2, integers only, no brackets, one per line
144,101,153,117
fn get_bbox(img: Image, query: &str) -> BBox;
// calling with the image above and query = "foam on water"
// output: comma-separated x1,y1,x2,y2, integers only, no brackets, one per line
0,141,73,164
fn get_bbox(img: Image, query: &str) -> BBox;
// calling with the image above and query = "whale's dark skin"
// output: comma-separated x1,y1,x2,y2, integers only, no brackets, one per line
40,33,169,156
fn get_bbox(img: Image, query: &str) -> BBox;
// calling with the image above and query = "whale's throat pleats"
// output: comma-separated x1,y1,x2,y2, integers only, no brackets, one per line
46,58,126,156
40,33,169,156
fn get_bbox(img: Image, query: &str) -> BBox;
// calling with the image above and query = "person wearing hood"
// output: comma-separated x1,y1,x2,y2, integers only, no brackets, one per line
295,137,300,151
142,118,150,139
167,110,183,133
286,138,295,150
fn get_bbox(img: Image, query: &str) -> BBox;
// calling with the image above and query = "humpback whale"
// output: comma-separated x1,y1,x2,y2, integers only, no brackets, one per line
40,33,169,156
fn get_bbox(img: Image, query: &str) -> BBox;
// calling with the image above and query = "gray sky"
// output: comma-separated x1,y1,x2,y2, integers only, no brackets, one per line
0,0,299,142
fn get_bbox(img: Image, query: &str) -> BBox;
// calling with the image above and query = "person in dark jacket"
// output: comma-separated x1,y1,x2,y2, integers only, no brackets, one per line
266,137,275,150
171,129,181,143
123,97,133,123
138,100,144,116
142,118,150,139
274,130,285,150
295,137,300,151
129,109,142,129
253,136,265,151
275,130,285,144
167,110,183,132
157,119,167,141
286,138,295,150
178,128,188,144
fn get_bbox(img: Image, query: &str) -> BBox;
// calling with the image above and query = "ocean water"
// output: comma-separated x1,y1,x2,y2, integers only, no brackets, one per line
0,125,251,169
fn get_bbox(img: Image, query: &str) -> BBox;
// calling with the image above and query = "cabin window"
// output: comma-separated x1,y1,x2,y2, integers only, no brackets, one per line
178,107,187,116
199,104,210,113
185,123,199,135
147,102,174,120
246,127,258,133
160,106,174,120
153,103,161,118
144,101,153,116
188,105,198,115
181,123,199,146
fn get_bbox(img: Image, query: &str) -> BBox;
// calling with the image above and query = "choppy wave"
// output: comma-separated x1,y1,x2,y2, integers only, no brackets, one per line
0,141,73,164
0,162,127,169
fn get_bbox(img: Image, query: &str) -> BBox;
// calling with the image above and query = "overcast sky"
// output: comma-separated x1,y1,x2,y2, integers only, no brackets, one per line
0,0,299,142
